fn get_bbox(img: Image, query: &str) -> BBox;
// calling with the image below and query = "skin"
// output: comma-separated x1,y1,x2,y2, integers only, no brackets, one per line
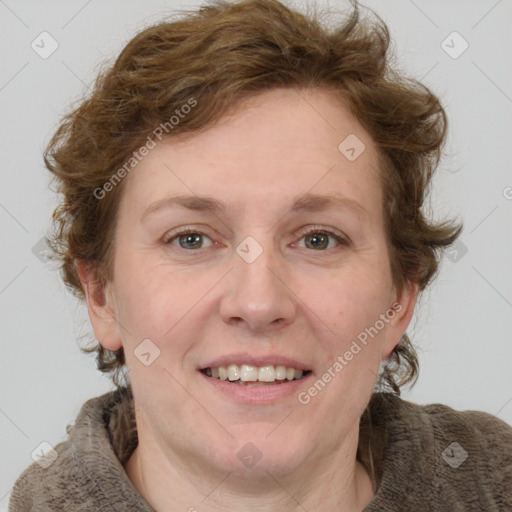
78,87,418,511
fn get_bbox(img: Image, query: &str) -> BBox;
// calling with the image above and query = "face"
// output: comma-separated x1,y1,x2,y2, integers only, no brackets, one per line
80,88,417,483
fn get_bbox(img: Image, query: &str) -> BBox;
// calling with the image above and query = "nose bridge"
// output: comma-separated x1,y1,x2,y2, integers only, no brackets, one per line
220,233,296,330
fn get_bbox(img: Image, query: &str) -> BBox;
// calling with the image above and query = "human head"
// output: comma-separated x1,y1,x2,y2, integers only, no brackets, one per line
45,0,462,392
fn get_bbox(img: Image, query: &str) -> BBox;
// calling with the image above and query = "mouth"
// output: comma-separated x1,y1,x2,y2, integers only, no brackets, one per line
200,364,311,386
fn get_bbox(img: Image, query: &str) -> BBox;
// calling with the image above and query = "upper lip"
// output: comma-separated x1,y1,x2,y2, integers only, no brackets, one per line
199,353,311,371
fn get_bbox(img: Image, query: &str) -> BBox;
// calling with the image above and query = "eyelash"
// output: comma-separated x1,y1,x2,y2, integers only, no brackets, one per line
162,225,350,253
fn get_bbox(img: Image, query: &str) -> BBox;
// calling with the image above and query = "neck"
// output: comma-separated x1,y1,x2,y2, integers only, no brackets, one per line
124,422,375,512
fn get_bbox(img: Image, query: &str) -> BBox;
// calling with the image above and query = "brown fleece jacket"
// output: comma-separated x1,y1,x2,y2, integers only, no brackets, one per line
8,386,512,511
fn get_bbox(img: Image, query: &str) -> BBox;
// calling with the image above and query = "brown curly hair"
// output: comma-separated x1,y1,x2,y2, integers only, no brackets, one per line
44,0,462,394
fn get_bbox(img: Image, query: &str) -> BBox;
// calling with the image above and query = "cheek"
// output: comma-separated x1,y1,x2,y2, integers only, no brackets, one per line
329,269,387,318
113,258,218,344
308,268,392,353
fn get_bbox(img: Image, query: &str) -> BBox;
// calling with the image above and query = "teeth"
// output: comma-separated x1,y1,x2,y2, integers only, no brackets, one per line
204,364,306,383
227,364,239,381
240,364,258,382
275,365,287,380
258,365,275,382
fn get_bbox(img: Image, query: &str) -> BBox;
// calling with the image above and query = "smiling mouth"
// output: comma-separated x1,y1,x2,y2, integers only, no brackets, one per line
200,364,311,386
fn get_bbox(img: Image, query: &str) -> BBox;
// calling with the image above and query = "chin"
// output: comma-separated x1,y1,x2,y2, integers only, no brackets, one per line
209,425,310,479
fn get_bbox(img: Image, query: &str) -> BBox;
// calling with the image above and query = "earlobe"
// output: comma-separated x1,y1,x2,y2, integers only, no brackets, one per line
75,259,123,351
382,281,419,360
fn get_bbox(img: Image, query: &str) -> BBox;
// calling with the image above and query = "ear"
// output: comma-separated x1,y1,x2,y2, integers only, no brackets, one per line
381,280,419,360
75,259,123,351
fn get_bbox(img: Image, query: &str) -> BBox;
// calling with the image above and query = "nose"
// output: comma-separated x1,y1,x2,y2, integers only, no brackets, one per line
219,238,297,333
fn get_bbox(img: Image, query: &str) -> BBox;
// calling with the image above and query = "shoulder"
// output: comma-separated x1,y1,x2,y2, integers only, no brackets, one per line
9,436,80,511
372,392,512,466
381,392,512,452
371,391,512,432
363,393,512,510
9,387,138,511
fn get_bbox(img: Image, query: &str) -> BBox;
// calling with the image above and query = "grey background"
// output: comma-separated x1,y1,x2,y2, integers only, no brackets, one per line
1,0,511,505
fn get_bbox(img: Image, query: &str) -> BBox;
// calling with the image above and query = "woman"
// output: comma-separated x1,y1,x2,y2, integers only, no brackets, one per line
9,0,512,510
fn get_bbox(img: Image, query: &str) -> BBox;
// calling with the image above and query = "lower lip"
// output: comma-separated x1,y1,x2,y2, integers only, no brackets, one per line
199,371,312,404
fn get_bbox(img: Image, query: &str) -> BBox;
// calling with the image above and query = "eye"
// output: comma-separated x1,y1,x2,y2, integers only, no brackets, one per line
163,229,214,250
294,226,349,251
162,226,349,253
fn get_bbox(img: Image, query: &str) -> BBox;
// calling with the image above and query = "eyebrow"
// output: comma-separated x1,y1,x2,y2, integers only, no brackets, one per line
140,193,369,222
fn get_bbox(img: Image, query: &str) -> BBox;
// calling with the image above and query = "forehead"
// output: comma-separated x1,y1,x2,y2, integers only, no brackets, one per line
119,88,383,220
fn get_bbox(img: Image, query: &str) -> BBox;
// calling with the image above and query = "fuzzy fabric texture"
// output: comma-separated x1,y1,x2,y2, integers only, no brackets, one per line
9,386,512,511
